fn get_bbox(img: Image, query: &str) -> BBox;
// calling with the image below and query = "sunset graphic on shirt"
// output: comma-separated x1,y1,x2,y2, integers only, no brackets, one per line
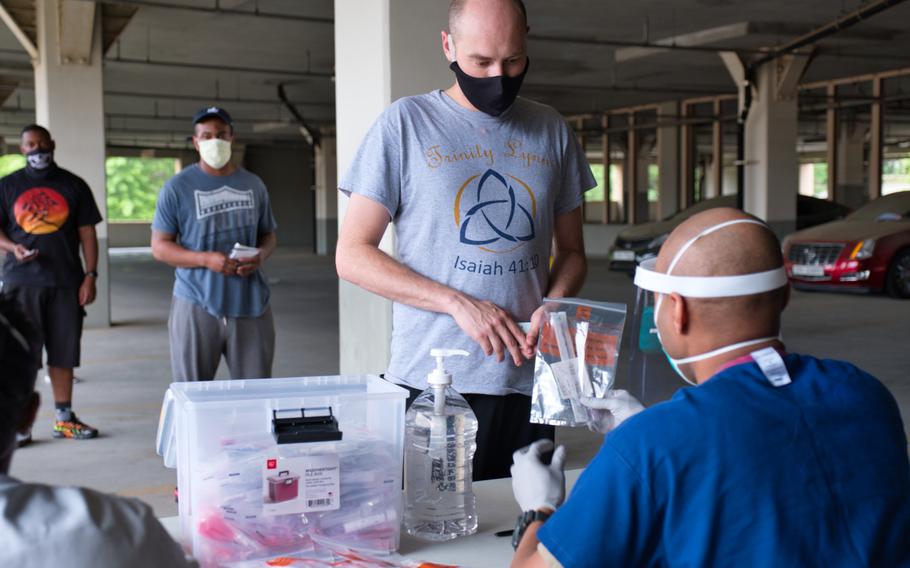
14,187,69,235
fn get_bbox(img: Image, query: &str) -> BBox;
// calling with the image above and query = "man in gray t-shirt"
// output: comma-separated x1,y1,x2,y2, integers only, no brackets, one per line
152,107,278,382
337,0,595,479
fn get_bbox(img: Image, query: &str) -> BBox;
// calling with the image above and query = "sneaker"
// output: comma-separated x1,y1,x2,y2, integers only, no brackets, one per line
15,432,32,448
53,414,99,439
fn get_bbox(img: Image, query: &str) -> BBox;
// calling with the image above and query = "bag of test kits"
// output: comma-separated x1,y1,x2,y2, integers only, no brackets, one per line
530,297,626,427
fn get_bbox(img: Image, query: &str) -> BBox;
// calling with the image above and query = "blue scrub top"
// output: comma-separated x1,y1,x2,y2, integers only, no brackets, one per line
538,354,910,567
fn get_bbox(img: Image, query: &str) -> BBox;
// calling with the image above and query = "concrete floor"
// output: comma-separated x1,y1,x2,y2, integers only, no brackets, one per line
9,248,910,517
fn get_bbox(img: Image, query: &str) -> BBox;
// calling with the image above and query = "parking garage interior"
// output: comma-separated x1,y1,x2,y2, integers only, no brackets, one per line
0,0,909,563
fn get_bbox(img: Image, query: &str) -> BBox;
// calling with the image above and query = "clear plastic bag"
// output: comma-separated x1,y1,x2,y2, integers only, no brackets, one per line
530,297,627,427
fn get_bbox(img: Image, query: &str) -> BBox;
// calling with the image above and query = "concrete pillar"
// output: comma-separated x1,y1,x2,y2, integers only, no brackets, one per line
335,0,450,374
657,101,680,218
315,136,337,256
836,118,867,209
744,63,799,237
34,0,109,327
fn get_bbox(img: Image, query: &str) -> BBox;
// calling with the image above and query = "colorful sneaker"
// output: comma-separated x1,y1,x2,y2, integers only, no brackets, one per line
53,414,99,439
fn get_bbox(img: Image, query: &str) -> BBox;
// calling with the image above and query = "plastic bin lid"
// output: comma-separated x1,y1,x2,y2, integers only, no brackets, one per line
155,376,407,469
166,374,407,406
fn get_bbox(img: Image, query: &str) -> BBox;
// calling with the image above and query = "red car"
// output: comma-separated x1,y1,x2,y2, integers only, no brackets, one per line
783,191,910,298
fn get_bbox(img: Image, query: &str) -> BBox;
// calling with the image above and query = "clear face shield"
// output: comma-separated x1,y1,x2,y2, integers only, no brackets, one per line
617,283,681,406
628,219,790,389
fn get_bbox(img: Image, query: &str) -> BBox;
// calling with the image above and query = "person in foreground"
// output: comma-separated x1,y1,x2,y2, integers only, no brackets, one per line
0,297,195,567
510,207,910,567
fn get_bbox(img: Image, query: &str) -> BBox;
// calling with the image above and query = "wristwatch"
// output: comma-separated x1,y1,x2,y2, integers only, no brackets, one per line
512,509,552,550
85,270,98,278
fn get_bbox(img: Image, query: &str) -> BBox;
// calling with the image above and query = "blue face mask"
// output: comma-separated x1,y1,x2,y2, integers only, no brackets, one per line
655,291,780,386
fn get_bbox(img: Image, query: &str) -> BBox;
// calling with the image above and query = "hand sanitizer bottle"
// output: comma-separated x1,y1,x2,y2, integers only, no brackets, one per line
403,348,478,541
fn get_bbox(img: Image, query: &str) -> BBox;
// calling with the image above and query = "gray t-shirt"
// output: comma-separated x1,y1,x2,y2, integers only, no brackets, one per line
0,475,196,567
340,91,595,395
152,163,277,318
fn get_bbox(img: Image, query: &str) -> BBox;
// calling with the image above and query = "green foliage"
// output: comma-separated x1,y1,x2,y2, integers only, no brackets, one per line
586,163,630,204
0,154,25,177
586,164,605,202
106,157,177,221
813,163,828,198
883,157,910,176
647,164,660,202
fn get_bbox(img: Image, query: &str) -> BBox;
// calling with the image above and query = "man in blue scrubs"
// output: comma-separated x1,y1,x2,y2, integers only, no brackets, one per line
510,208,910,567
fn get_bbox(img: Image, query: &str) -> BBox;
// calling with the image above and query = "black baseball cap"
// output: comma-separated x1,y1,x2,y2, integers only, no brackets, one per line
192,106,233,127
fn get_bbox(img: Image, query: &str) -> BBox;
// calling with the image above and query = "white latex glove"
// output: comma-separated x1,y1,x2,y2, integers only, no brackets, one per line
580,389,645,434
510,439,567,512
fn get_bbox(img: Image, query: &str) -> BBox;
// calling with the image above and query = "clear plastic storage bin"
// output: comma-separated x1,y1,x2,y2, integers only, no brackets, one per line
156,375,408,567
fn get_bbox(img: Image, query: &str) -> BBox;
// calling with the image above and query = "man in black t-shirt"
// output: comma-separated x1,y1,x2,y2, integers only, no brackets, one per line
0,124,102,442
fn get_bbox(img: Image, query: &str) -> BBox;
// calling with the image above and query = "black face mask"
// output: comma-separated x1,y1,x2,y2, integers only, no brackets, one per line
450,58,529,117
26,149,53,170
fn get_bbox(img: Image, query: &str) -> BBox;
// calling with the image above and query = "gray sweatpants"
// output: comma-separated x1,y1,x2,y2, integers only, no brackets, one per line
168,295,275,381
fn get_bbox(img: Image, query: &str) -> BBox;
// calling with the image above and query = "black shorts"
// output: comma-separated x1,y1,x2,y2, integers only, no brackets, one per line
2,284,84,369
403,385,555,481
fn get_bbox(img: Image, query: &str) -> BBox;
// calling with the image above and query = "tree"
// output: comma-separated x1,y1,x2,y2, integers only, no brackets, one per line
0,154,26,177
106,157,178,221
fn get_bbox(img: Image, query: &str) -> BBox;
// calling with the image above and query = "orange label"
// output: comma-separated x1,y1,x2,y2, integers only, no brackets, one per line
537,320,619,367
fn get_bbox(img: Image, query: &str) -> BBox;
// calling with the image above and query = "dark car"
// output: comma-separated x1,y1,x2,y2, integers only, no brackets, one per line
608,195,851,272
783,191,910,298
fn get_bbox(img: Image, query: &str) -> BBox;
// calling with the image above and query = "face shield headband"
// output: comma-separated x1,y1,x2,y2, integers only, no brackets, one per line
632,219,789,385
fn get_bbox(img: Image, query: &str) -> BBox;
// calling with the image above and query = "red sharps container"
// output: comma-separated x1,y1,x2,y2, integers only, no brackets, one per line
267,470,300,503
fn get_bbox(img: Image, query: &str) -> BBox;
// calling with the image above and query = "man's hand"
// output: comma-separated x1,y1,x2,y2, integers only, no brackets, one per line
523,305,549,359
204,252,240,275
235,250,262,277
511,439,567,513
449,295,527,366
12,244,37,263
79,275,97,306
580,390,645,434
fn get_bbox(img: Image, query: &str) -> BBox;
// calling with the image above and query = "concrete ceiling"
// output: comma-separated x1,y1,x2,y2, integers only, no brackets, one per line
0,0,908,149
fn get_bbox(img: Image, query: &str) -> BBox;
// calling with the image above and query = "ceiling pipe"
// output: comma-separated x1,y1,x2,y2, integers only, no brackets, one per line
104,56,333,79
96,0,333,24
529,33,768,56
7,86,335,108
277,82,319,147
104,89,334,108
734,0,909,210
525,81,734,97
529,34,910,63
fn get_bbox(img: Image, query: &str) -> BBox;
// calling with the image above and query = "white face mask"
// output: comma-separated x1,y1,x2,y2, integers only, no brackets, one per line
636,219,788,386
198,138,232,170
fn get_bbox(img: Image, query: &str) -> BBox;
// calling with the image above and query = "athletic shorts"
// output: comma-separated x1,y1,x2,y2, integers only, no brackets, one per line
1,284,84,369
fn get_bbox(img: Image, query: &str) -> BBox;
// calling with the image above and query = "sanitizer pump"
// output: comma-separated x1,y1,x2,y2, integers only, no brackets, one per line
403,348,479,541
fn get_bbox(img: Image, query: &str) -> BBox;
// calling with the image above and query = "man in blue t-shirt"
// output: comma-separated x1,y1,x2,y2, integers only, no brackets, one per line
152,107,277,381
510,208,910,567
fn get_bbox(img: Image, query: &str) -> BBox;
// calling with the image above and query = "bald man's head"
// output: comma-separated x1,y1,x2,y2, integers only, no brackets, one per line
657,208,783,277
656,207,788,348
449,0,527,39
